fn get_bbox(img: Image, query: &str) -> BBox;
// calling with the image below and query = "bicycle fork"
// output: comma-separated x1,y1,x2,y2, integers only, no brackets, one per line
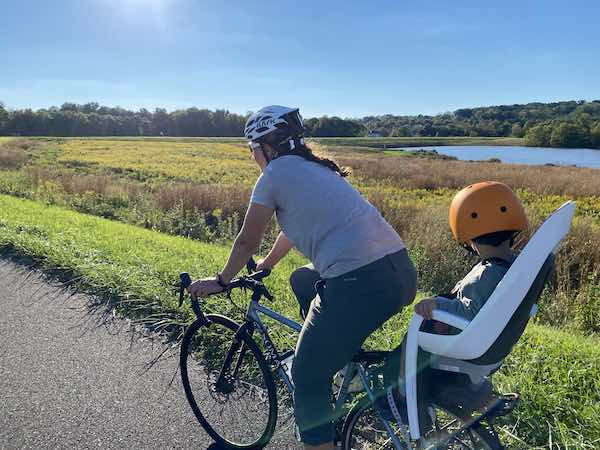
215,324,251,393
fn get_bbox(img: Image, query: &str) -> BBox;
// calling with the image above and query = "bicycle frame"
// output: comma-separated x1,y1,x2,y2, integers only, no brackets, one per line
181,271,509,449
240,298,407,449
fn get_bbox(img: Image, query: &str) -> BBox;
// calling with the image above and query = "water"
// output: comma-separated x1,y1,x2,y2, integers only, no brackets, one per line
399,146,600,169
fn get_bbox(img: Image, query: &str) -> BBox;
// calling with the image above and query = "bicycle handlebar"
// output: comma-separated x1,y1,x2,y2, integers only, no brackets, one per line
178,258,273,307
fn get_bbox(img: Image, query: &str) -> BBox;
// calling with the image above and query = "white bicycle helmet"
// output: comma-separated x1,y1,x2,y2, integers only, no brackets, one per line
244,105,305,143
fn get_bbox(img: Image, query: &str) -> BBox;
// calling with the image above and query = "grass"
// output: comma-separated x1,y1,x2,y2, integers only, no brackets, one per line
0,193,598,448
56,138,259,185
1,137,600,335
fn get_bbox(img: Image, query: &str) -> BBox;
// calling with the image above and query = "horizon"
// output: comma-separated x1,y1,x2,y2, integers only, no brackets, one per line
2,1,600,117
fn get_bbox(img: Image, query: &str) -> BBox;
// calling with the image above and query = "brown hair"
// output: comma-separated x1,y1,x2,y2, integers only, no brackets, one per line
290,143,351,177
267,137,350,177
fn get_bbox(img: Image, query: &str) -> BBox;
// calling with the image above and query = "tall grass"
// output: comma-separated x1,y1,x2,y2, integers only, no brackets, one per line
336,152,600,198
0,139,36,169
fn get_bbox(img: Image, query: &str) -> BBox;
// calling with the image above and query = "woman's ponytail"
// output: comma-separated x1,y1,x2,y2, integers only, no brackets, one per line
273,140,351,177
294,145,351,177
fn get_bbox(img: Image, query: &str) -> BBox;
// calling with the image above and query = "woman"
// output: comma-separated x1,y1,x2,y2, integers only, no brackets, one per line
189,105,417,450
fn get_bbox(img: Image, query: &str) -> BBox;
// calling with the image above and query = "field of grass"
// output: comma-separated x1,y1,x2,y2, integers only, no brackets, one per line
0,194,598,449
0,137,599,334
1,137,600,447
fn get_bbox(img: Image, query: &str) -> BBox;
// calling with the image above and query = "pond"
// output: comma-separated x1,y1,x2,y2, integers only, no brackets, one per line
398,146,600,169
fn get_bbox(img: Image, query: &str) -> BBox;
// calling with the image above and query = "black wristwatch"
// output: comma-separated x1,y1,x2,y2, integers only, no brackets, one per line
216,273,228,289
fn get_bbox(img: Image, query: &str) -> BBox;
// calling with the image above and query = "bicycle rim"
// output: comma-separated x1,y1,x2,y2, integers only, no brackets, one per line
432,405,495,450
180,314,278,449
342,401,496,450
342,400,412,450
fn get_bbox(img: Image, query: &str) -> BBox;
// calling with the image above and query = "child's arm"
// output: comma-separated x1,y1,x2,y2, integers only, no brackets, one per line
435,296,475,321
414,297,437,320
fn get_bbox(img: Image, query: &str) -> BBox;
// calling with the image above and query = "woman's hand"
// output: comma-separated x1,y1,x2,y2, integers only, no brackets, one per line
414,297,437,320
188,277,224,300
255,258,272,271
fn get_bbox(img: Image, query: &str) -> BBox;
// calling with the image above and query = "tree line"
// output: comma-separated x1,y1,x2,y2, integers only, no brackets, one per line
1,100,600,148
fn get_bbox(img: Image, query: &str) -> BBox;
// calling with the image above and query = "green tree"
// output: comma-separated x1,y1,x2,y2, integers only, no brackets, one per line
550,122,590,148
511,123,524,138
0,102,8,134
590,122,600,149
525,123,552,147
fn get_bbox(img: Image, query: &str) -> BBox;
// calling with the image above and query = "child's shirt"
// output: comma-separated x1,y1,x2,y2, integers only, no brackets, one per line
435,256,515,321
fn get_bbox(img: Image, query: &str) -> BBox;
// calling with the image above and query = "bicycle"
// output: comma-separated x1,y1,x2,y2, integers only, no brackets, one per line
177,260,517,449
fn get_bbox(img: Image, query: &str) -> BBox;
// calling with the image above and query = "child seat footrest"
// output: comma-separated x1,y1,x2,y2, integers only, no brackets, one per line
485,393,519,418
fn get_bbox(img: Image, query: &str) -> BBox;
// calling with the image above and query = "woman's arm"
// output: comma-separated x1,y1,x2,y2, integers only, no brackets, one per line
220,202,274,282
189,202,274,299
257,231,294,269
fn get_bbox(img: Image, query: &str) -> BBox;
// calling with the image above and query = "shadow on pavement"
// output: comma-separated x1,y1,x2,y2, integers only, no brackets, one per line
206,443,226,450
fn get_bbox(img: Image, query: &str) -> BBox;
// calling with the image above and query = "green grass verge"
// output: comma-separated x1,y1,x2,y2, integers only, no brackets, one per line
0,194,598,448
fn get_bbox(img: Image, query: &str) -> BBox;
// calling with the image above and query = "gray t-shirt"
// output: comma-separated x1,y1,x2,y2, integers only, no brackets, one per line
435,257,515,321
250,155,405,278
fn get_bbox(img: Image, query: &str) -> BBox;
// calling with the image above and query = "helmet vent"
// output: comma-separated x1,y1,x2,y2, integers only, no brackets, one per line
471,212,478,219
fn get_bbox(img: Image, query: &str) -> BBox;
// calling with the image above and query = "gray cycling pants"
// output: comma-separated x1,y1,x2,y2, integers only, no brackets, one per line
289,249,417,445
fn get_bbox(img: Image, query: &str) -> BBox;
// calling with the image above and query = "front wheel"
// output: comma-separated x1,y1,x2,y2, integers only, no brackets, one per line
180,314,278,449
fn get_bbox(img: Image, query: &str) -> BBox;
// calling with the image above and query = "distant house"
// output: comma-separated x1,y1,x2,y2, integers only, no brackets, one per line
368,130,383,137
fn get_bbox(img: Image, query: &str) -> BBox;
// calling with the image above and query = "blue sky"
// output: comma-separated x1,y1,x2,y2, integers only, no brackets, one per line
1,0,599,117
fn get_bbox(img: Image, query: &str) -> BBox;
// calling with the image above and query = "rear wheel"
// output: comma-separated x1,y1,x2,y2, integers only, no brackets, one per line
180,314,278,449
341,399,411,449
341,399,499,450
432,404,499,450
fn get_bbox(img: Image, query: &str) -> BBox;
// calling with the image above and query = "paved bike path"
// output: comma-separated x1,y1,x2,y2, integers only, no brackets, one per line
0,260,299,450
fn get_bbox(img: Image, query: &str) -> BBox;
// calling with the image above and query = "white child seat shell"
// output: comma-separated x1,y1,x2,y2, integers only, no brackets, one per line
404,201,576,440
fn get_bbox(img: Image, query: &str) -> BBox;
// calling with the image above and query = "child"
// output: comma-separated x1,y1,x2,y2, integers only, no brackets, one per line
382,181,528,424
414,181,528,326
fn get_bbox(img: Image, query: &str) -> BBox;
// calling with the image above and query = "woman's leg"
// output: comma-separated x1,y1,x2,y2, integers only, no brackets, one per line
289,264,321,319
292,250,417,447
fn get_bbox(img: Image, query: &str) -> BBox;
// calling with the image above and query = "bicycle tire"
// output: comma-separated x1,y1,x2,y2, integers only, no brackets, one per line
180,314,278,449
341,398,499,450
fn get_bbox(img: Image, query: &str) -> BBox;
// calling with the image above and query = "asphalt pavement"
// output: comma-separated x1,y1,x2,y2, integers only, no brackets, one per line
0,260,300,450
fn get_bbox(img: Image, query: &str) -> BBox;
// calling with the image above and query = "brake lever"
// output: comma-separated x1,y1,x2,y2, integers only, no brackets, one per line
179,272,192,307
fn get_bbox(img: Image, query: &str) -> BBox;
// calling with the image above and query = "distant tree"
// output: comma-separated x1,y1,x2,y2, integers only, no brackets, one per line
60,102,80,112
309,116,364,137
525,123,552,147
0,102,8,134
3,99,600,138
81,102,100,114
589,122,600,149
550,122,590,148
390,126,410,137
152,108,173,136
511,123,524,138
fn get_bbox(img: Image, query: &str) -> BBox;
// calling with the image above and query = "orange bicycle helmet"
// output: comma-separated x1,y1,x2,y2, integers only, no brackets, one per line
449,181,528,244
